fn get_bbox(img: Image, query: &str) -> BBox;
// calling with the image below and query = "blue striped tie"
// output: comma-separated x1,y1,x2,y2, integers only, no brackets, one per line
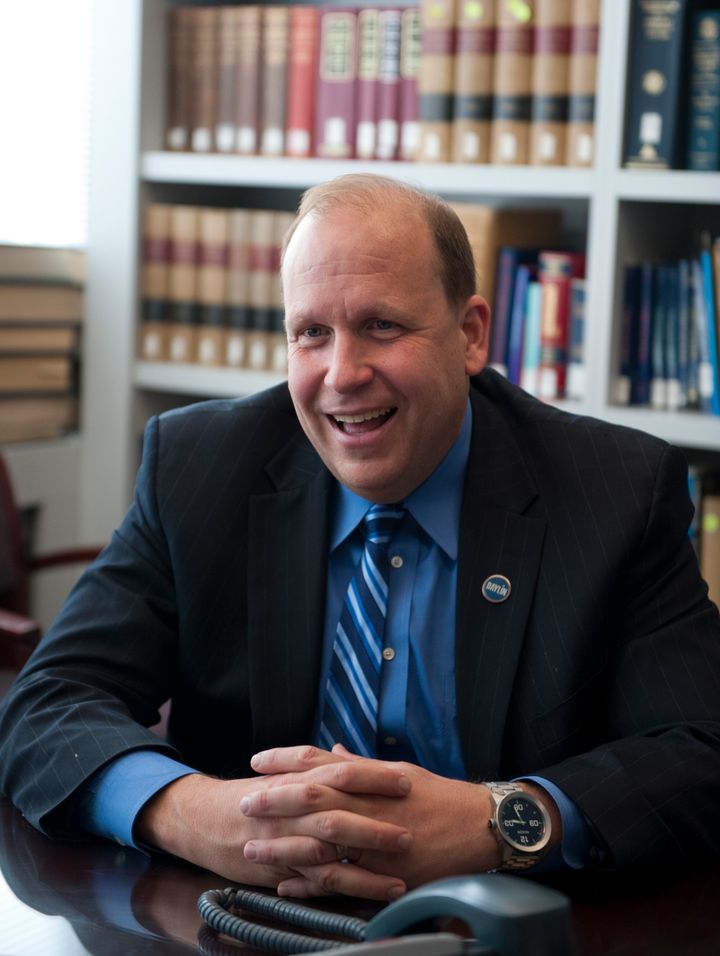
318,503,404,757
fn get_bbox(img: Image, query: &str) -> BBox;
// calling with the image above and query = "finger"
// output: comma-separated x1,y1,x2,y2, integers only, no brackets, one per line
277,863,407,902
243,807,412,854
251,745,340,774
252,753,411,798
244,835,335,867
331,743,362,760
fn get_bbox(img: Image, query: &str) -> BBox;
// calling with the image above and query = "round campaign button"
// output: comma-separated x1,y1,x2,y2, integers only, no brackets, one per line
481,574,512,604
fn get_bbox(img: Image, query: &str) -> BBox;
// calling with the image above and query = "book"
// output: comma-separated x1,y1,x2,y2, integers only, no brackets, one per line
417,0,458,162
166,6,193,151
268,212,294,376
356,8,381,160
530,0,572,166
490,0,535,165
506,262,537,385
0,395,79,444
225,209,252,369
138,204,171,362
624,0,689,169
188,7,218,153
677,257,694,409
235,6,263,155
315,8,358,159
0,357,74,394
0,285,83,322
664,262,682,411
566,0,600,166
686,9,720,172
167,205,199,364
0,245,84,285
0,326,79,353
246,211,277,371
700,244,720,415
215,7,239,153
260,5,290,157
616,263,642,405
286,7,319,158
490,247,542,376
701,491,720,608
520,278,543,395
630,261,654,406
451,0,496,164
399,7,422,160
537,250,586,401
195,208,229,367
566,275,587,400
375,8,403,161
650,262,671,410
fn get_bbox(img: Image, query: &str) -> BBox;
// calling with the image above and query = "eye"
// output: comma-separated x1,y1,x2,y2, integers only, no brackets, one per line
369,319,400,333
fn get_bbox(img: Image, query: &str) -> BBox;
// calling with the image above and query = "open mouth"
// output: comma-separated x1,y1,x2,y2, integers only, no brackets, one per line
330,407,397,434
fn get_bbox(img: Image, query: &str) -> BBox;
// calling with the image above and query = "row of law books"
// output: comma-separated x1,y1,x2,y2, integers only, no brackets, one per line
624,3,720,171
615,236,720,415
488,247,587,402
689,468,720,609
0,246,84,444
166,0,600,167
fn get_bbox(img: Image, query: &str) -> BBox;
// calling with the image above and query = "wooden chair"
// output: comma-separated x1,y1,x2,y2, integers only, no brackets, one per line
0,452,101,693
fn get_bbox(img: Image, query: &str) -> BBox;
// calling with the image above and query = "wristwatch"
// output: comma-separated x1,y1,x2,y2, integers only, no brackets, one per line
484,781,552,871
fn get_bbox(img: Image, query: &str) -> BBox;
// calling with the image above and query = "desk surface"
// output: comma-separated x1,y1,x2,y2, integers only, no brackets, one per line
1,797,718,956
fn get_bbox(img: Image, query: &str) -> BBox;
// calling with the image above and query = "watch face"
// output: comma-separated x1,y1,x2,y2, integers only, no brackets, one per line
497,793,548,851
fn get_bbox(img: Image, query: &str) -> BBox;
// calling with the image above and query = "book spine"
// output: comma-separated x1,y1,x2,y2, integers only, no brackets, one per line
167,205,199,364
677,258,691,409
315,9,358,158
189,8,218,153
399,7,422,160
490,247,539,376
417,0,458,162
356,8,381,160
650,262,670,410
215,8,239,153
225,209,252,369
520,279,543,395
490,1,534,165
700,246,720,415
616,263,641,405
375,9,403,161
235,6,262,155
664,261,681,411
195,208,229,367
260,6,290,157
0,357,74,394
566,275,586,400
566,0,600,166
268,212,294,375
507,262,535,385
166,8,193,150
537,250,586,400
286,6,319,158
624,0,689,169
451,0,496,164
686,10,720,172
247,211,277,370
631,261,654,406
530,0,572,166
693,256,714,413
139,204,172,362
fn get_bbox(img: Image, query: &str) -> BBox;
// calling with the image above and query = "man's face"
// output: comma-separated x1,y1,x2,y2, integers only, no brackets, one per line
283,205,489,503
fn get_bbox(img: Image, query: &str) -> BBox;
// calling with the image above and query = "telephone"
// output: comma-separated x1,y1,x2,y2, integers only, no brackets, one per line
198,873,576,955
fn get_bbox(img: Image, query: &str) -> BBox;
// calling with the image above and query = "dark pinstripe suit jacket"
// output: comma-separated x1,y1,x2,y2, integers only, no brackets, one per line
1,369,719,870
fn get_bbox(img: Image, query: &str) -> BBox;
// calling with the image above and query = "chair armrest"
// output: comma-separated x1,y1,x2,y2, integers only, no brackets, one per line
0,608,40,669
30,547,103,572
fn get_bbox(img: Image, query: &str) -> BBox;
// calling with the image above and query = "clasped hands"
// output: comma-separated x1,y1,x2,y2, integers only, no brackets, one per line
139,743,501,901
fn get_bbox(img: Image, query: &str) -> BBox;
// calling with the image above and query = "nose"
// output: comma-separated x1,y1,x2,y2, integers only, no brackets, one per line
323,333,374,393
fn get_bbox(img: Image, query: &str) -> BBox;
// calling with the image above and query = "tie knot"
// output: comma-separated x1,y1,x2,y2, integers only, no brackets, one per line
364,503,404,547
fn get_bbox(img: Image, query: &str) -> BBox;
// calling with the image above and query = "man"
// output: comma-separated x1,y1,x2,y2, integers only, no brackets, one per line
1,175,719,903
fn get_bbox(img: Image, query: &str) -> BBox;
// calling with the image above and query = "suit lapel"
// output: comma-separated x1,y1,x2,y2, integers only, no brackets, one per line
246,432,333,753
456,387,546,780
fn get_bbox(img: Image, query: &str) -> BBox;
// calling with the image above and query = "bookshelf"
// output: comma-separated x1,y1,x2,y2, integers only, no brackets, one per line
81,0,720,544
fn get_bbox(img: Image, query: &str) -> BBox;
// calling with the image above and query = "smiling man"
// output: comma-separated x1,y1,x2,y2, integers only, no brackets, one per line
1,175,719,902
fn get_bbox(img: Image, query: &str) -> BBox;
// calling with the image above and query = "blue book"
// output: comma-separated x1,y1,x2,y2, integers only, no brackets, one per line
686,10,720,171
692,257,714,414
631,262,655,406
664,263,681,411
700,247,720,415
650,264,670,409
520,280,542,396
618,263,641,405
566,277,586,402
677,259,691,408
490,248,540,377
506,263,536,386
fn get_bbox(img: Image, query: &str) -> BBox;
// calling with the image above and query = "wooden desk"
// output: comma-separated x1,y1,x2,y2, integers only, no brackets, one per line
0,797,718,955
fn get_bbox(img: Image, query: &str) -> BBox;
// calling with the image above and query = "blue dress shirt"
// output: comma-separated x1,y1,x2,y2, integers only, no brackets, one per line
76,401,595,868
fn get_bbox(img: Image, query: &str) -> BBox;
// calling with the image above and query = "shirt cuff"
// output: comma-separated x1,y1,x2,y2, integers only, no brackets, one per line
520,775,604,871
74,750,198,849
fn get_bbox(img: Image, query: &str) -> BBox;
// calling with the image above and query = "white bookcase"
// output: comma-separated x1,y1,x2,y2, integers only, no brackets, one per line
80,0,720,544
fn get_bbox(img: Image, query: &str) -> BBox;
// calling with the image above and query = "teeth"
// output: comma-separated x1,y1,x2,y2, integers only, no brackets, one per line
334,407,392,424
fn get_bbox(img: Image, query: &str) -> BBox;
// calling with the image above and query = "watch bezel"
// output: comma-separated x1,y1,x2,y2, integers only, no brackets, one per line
495,789,552,856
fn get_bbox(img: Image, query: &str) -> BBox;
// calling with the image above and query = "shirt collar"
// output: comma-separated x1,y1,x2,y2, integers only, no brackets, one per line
330,400,472,560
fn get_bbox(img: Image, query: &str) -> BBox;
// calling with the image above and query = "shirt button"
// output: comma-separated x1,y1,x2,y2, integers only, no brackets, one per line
384,736,397,746
382,647,395,661
390,554,403,568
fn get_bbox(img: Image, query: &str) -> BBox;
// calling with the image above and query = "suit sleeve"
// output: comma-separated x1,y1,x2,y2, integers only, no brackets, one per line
540,444,720,869
0,415,184,834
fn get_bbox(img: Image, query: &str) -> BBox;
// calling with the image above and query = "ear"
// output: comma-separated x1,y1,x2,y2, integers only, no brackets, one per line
461,294,491,376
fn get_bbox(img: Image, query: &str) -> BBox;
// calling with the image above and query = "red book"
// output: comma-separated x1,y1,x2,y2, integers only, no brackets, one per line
356,8,381,160
399,7,422,160
166,7,193,150
537,251,586,400
286,6,319,158
376,9,403,160
235,6,262,155
315,8,358,158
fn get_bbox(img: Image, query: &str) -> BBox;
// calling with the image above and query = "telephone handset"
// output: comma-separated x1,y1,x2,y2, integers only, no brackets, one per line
198,874,575,955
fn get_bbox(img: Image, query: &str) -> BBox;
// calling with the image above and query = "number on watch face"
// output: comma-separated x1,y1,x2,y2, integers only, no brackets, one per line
499,796,546,848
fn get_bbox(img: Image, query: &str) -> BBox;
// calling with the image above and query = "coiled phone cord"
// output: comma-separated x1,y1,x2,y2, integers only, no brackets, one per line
198,887,369,953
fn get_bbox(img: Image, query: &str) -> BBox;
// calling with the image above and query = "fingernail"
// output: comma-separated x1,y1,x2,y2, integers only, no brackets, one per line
397,832,412,850
244,842,258,860
387,884,405,901
240,796,252,814
250,751,267,769
398,775,411,794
